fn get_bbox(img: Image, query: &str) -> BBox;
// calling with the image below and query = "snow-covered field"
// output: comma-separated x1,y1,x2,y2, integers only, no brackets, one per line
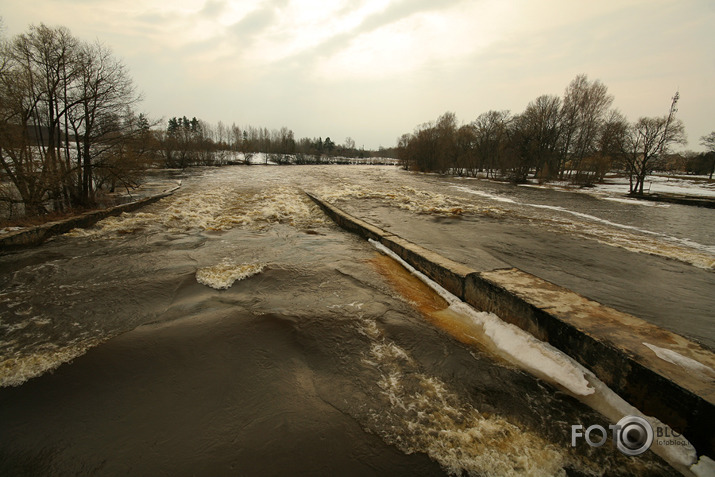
594,174,715,198
519,173,715,199
223,151,397,166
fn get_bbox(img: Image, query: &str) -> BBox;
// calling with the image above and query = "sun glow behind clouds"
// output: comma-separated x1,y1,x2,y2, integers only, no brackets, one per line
240,0,392,64
3,0,713,149
313,1,510,81
118,0,511,79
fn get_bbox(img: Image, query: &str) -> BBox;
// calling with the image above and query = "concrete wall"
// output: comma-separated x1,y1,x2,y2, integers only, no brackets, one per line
306,192,715,459
630,193,715,209
0,186,179,251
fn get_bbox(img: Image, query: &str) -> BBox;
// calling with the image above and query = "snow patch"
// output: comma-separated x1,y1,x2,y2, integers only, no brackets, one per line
691,456,715,477
643,342,715,380
369,239,593,396
595,175,715,198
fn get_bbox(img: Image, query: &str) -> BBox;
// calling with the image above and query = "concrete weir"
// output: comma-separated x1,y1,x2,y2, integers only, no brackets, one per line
0,185,180,251
306,192,715,459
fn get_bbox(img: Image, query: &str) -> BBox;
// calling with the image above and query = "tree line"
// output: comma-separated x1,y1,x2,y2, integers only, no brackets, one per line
396,74,713,193
157,116,369,168
0,24,149,217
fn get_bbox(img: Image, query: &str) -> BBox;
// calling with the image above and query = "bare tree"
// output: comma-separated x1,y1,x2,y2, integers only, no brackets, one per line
434,112,457,173
594,109,629,181
344,137,355,151
229,123,241,154
454,124,475,176
519,94,562,180
93,111,159,193
396,133,412,170
0,24,141,216
0,25,78,215
471,110,511,178
69,40,139,204
701,132,715,152
624,92,686,194
508,112,541,183
559,74,614,180
700,131,715,179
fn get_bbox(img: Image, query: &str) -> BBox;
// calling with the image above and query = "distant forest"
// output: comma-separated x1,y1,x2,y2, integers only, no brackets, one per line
159,115,374,169
396,75,715,193
1,23,714,222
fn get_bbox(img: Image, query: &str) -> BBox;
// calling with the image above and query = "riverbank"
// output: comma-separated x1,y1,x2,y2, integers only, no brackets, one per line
520,173,715,202
0,183,180,250
629,192,715,208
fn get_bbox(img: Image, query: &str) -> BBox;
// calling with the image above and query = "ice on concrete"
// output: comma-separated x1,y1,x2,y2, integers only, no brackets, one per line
643,342,715,380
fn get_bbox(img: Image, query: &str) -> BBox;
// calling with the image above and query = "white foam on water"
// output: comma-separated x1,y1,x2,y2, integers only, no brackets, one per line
348,314,576,476
0,339,103,388
67,185,325,238
525,203,715,268
31,316,52,326
452,185,517,203
643,342,715,380
247,185,326,228
568,224,715,270
319,178,713,270
604,196,669,207
369,363,572,477
315,300,577,475
529,203,663,236
316,182,490,217
0,226,25,235
195,261,264,290
507,204,714,270
369,239,704,475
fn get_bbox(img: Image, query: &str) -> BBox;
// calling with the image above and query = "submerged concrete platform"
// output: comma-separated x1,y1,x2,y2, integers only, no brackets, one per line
0,185,180,251
630,192,715,209
306,192,715,459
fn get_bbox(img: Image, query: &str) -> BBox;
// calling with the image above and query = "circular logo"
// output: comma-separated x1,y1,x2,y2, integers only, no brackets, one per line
615,416,653,456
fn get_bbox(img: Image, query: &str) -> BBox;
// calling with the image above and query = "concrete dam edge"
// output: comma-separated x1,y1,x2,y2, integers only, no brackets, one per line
0,185,181,251
305,191,715,460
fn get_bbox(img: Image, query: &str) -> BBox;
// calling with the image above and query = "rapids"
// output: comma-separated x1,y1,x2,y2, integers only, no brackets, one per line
2,165,712,475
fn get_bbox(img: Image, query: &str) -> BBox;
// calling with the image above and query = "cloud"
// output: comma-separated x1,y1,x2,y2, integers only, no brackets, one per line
208,0,470,72
230,3,278,40
200,0,227,19
2,0,712,149
310,0,506,81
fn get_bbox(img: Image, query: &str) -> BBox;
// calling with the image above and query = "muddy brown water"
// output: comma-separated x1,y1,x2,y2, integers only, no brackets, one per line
3,165,710,475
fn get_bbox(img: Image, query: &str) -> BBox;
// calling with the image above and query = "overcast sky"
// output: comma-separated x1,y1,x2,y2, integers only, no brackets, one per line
2,0,714,150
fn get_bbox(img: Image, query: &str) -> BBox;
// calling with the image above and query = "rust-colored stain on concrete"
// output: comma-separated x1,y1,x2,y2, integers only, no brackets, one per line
370,253,504,361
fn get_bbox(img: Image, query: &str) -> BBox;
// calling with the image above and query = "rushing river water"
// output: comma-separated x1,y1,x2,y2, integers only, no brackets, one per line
1,165,713,476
